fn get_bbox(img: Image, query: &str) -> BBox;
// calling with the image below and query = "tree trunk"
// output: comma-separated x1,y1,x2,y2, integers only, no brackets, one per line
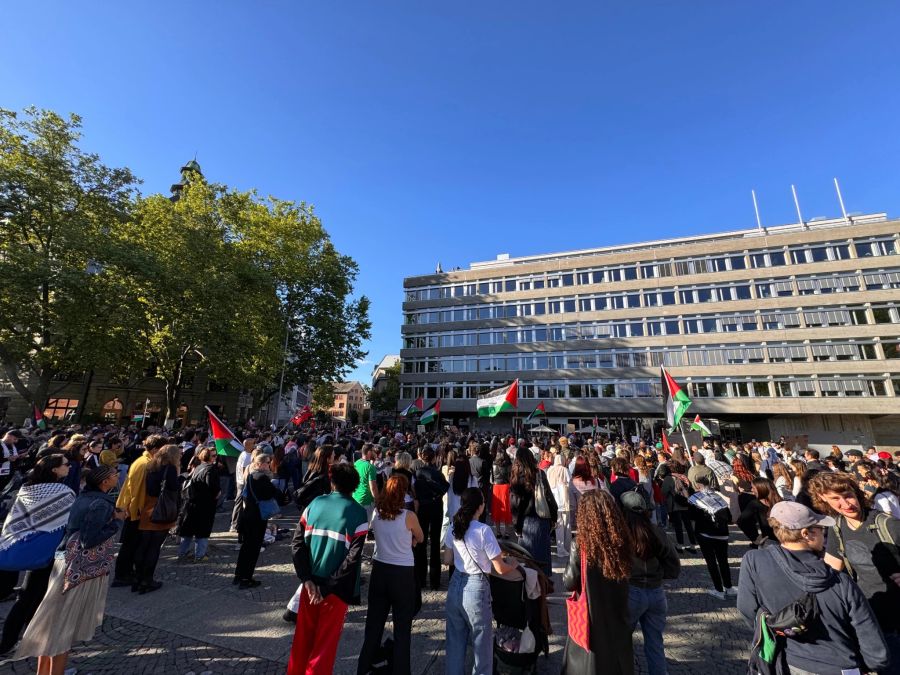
163,356,186,428
74,370,95,422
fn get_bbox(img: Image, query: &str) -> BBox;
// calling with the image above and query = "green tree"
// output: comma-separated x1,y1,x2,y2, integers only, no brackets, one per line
369,363,401,415
311,381,336,412
0,107,139,409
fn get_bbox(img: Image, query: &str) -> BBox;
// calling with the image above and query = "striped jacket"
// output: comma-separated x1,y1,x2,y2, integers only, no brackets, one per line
291,492,368,604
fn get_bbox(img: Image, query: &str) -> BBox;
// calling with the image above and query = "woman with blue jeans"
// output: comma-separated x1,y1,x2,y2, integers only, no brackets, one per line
443,488,518,675
620,490,681,675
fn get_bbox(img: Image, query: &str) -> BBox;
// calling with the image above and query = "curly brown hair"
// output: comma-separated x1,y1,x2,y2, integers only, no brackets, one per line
808,471,868,517
575,490,632,581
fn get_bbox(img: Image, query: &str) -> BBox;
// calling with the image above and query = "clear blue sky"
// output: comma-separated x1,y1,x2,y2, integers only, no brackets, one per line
4,3,900,383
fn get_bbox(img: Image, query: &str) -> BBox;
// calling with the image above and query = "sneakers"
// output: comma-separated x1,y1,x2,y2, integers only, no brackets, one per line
239,579,262,589
194,555,209,563
725,586,738,597
110,577,134,588
283,609,298,624
706,589,726,600
177,554,194,563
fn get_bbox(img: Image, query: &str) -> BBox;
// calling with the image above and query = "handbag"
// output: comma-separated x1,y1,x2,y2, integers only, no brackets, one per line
247,477,280,521
150,488,179,523
534,473,556,520
62,532,116,594
566,549,590,651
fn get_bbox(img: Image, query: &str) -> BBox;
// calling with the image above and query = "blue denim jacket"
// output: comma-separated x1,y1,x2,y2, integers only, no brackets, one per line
64,489,121,549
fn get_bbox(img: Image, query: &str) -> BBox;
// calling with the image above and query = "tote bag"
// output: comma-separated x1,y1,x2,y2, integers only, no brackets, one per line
566,550,590,651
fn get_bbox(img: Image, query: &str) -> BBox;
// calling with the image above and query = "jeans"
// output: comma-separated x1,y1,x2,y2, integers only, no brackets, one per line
521,516,552,576
445,571,493,675
555,510,572,556
656,505,668,528
178,536,208,558
629,585,668,675
697,536,732,592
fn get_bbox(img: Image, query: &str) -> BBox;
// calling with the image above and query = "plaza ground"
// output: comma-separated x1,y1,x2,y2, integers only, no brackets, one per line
0,508,754,674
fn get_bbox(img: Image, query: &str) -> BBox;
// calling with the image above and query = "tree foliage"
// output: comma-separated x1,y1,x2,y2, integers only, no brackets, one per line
0,107,139,408
0,107,371,423
369,363,401,415
311,381,336,413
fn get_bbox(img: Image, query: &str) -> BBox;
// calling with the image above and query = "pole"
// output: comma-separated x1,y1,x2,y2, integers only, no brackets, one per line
275,319,290,428
791,184,805,229
751,189,763,232
834,177,850,223
141,397,149,429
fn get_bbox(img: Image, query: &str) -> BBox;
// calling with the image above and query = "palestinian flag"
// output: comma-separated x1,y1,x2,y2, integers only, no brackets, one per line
291,405,312,426
690,414,712,437
400,397,423,417
660,366,691,432
525,401,546,423
477,380,518,418
33,403,46,431
206,407,244,458
661,429,671,454
592,415,599,434
420,399,440,425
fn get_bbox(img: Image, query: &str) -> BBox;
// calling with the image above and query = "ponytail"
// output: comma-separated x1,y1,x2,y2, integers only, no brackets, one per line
452,487,483,540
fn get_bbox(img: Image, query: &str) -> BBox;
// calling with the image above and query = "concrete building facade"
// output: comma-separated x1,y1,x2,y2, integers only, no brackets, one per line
327,381,367,422
399,213,900,449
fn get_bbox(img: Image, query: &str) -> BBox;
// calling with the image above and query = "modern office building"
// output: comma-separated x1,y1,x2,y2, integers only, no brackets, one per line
399,212,900,449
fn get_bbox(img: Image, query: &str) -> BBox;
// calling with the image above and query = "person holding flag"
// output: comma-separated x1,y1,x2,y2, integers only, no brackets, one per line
524,401,546,424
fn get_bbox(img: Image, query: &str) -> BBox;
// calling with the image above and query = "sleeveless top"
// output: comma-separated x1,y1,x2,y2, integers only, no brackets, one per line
372,508,414,566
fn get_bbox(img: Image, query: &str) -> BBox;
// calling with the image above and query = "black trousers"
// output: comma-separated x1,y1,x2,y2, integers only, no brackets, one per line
669,510,697,546
357,561,416,675
115,518,141,580
0,570,18,600
414,501,443,589
698,536,732,592
230,492,244,531
134,530,167,585
0,563,52,651
235,516,266,580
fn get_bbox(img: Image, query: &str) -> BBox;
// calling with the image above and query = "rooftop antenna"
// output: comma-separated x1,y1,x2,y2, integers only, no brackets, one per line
791,184,806,229
834,177,850,223
751,190,764,233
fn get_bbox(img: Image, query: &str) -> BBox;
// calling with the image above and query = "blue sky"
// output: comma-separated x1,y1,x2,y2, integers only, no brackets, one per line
3,3,900,383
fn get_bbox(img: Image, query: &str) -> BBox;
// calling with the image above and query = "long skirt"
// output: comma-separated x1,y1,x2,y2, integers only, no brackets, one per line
491,484,512,525
15,557,109,659
520,515,552,576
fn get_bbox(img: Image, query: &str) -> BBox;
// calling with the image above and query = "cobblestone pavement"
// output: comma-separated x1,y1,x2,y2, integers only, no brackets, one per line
0,507,753,674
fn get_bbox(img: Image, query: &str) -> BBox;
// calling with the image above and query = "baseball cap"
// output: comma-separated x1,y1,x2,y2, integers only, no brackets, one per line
770,501,835,529
844,449,863,458
620,490,651,513
878,451,891,461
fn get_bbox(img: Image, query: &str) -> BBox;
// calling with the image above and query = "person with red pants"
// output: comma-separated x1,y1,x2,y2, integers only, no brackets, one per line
288,462,368,675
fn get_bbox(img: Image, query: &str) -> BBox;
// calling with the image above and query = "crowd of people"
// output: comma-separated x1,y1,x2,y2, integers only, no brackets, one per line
0,420,899,675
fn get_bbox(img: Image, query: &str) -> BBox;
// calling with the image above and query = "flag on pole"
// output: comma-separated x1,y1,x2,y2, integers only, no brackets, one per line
660,366,692,432
524,401,546,423
419,399,440,425
661,429,671,454
592,415,599,434
33,403,46,431
291,405,312,426
400,397,423,417
206,407,244,458
690,414,712,437
477,380,518,418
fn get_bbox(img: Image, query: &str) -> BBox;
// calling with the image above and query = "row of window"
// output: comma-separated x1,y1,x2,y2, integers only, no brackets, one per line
402,304,899,349
404,266,900,323
405,235,899,301
399,376,900,401
401,338,900,374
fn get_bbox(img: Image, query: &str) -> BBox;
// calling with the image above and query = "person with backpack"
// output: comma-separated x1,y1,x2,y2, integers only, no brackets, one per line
737,501,889,675
175,447,220,562
661,462,698,554
810,471,900,672
687,474,735,600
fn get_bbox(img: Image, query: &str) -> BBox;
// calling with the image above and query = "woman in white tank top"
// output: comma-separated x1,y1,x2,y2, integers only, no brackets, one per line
357,474,423,675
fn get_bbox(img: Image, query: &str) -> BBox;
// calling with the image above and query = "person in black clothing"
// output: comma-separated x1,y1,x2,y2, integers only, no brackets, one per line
609,457,638,505
468,441,491,523
491,447,512,539
234,450,281,588
413,448,449,590
176,447,220,562
293,445,333,514
510,447,557,576
134,444,180,593
687,474,734,600
736,477,781,548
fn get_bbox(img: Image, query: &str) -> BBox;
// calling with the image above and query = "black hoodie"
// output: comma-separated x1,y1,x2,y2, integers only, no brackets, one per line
738,544,888,675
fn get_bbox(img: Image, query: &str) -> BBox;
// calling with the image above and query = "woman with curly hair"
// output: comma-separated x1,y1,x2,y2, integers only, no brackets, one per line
730,455,756,484
562,490,634,675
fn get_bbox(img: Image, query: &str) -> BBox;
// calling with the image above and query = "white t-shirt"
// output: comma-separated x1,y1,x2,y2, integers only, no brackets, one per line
235,451,253,487
444,520,501,575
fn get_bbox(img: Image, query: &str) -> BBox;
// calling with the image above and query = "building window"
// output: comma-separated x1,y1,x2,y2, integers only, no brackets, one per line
44,398,79,420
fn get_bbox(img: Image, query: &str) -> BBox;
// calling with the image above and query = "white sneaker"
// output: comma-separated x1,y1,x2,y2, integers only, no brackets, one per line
706,589,726,600
725,586,738,597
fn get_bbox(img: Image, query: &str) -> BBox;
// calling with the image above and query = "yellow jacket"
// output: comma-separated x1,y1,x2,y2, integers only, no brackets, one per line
117,450,153,520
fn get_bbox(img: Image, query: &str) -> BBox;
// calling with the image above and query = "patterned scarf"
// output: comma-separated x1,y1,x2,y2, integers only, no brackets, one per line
0,483,75,552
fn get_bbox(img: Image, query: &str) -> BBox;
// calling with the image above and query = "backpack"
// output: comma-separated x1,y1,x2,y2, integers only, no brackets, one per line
830,511,899,578
672,473,694,507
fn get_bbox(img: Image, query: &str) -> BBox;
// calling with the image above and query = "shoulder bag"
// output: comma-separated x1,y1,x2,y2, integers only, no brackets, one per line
247,476,280,521
566,549,590,651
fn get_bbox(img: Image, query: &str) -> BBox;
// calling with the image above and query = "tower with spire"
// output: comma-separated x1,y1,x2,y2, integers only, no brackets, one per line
169,158,203,201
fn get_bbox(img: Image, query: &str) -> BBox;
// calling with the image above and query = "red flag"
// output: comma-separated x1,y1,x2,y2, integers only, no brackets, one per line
661,430,671,454
291,405,312,426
